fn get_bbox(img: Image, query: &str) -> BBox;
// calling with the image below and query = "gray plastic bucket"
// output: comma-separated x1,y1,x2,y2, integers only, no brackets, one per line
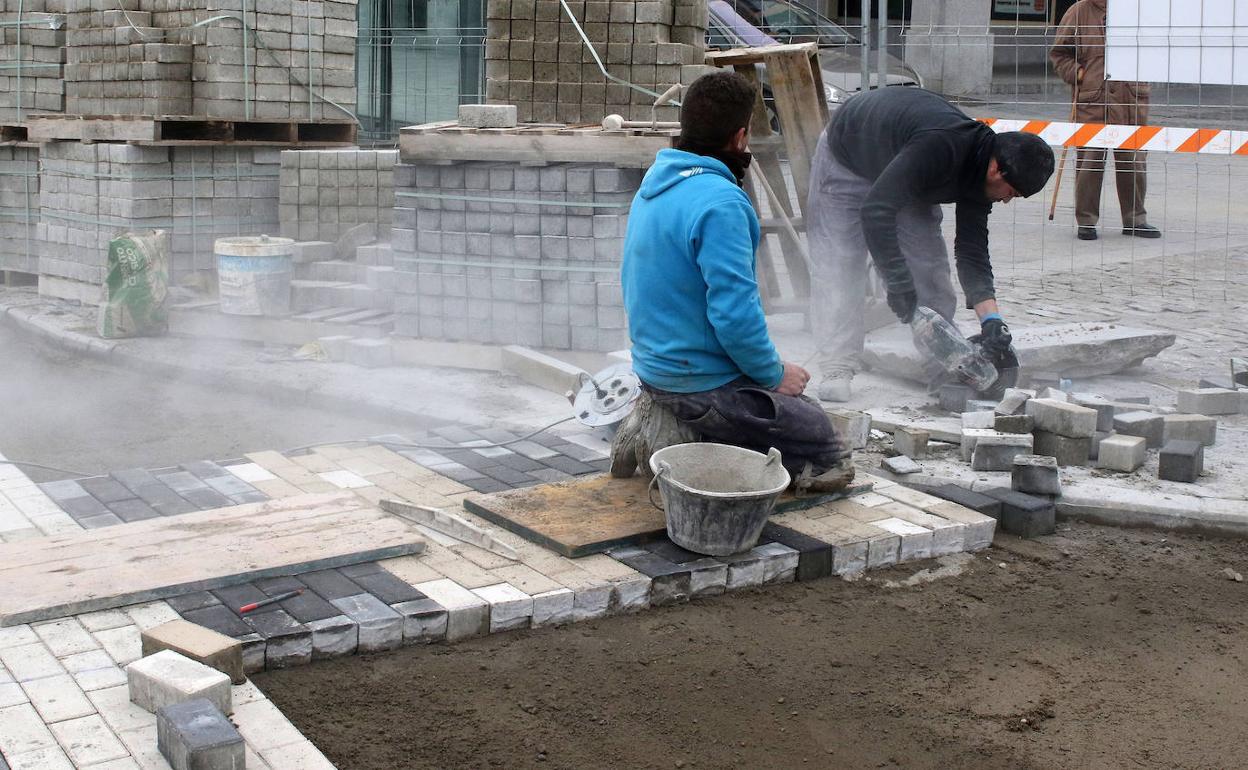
648,443,791,556
215,235,295,316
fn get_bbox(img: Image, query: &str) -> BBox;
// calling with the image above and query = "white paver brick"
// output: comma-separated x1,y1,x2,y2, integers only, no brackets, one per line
49,714,130,766
317,470,372,489
77,611,133,632
122,602,180,631
258,738,337,770
225,462,279,483
0,680,30,707
32,619,98,657
4,745,75,770
91,759,143,770
472,583,533,632
231,698,310,752
0,496,32,533
88,684,156,734
232,680,266,706
0,644,65,682
61,650,128,692
22,674,96,723
116,725,171,770
0,625,38,649
0,703,59,755
414,579,489,641
28,514,82,535
93,626,142,665
531,588,575,627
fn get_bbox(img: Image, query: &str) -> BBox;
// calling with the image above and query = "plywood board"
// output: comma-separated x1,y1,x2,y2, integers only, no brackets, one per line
463,474,870,558
0,492,425,626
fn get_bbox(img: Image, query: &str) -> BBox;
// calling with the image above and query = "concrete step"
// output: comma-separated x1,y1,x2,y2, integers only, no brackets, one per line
294,259,367,283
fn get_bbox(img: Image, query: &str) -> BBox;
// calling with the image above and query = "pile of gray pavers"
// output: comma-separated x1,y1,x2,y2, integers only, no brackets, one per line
388,157,636,352
279,148,398,243
0,0,66,121
882,378,1239,538
59,0,355,119
126,619,247,770
0,144,40,275
36,143,280,298
484,0,712,123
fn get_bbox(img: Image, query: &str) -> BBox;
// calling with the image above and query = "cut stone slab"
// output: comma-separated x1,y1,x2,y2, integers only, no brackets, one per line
995,388,1033,416
982,487,1055,538
893,426,929,459
881,455,921,475
1162,414,1217,447
1025,398,1097,438
825,408,871,450
127,649,232,716
995,414,1033,434
1176,388,1241,416
1032,430,1091,467
961,428,1006,462
140,620,245,685
1012,454,1060,496
1159,440,1203,483
961,411,996,429
971,433,1034,472
1114,411,1165,448
1098,434,1147,472
1071,394,1116,432
157,697,243,770
864,322,1175,383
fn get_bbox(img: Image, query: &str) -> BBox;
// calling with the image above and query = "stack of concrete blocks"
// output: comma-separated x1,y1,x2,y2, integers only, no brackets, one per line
278,148,398,243
36,143,280,301
484,0,711,124
58,0,355,119
64,6,192,116
391,159,637,352
1025,398,1096,467
0,0,67,120
0,145,40,274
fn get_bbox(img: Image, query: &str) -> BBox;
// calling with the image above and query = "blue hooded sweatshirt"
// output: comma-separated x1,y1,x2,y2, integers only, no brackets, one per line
621,148,784,393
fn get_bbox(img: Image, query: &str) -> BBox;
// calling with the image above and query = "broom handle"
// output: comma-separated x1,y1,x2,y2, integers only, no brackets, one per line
1048,72,1082,221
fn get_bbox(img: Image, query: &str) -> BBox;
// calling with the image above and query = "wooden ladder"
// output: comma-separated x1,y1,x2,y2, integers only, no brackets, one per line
705,42,829,314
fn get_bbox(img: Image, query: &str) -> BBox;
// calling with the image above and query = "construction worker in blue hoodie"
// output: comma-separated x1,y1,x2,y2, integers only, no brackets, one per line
610,70,853,494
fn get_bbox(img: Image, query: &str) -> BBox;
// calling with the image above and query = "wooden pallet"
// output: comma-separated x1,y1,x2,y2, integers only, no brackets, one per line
25,114,356,146
399,120,674,165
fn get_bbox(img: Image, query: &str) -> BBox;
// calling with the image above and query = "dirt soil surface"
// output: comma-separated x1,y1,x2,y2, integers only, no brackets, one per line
257,522,1248,770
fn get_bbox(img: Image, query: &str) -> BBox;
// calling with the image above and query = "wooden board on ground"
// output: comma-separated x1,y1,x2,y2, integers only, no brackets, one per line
0,492,424,626
462,473,871,558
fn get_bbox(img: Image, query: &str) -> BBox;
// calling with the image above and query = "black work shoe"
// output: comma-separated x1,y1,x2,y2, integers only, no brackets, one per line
1123,224,1162,238
1077,225,1098,240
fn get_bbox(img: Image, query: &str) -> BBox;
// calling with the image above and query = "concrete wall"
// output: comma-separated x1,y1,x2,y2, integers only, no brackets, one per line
904,0,993,97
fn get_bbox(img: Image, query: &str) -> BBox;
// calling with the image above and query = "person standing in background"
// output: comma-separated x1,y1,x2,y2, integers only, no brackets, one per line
1050,0,1161,241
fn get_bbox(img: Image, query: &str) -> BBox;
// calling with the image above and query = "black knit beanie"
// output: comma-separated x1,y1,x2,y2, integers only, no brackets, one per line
993,131,1055,198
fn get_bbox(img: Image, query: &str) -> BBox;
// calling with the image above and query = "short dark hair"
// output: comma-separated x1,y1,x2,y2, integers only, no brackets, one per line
677,70,757,151
992,131,1055,198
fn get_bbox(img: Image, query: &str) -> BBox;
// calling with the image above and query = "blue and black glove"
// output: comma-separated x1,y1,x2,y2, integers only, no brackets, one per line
976,313,1013,356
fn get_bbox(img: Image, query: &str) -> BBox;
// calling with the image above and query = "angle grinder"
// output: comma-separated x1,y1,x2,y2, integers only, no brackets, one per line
910,306,1019,400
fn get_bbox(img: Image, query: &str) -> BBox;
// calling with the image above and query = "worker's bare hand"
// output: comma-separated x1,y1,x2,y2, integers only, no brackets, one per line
774,362,810,396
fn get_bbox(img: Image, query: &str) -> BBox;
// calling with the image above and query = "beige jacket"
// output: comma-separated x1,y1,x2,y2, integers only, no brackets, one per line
1050,0,1149,124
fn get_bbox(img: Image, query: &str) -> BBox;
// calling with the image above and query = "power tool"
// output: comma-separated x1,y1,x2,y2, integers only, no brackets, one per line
910,306,1019,399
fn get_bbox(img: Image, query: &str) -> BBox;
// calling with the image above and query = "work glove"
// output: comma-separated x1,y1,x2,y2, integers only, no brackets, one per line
887,288,918,324
976,314,1013,357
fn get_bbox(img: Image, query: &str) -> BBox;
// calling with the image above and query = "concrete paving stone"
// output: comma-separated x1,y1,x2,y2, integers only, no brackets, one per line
1113,411,1165,448
478,465,537,486
257,739,335,770
553,571,613,621
491,452,547,473
687,560,729,597
928,484,1003,519
78,513,126,529
105,499,161,523
164,593,222,615
316,470,372,489
202,475,267,503
994,414,1034,434
157,698,243,770
21,674,95,724
140,621,244,686
961,410,996,429
179,607,250,640
329,595,403,653
48,715,129,767
177,462,230,481
412,580,489,642
86,684,155,735
472,583,534,632
178,488,234,510
970,432,1034,471
431,426,483,444
981,487,1055,538
209,584,270,616
76,478,135,505
32,620,97,658
77,612,132,633
882,455,922,475
925,502,996,550
539,455,598,476
643,539,706,565
1176,387,1241,416
487,564,564,596
243,612,312,668
0,681,29,707
1070,394,1117,432
251,579,342,624
865,531,902,568
893,427,929,459
224,463,277,484
0,626,38,650
608,576,652,613
430,463,488,483
127,650,231,716
466,478,511,494
1011,455,1061,496
1097,434,1147,472
298,569,366,602
718,550,765,589
1033,430,1091,467
123,603,182,633
1,644,65,683
506,440,560,460
873,506,965,557
37,481,89,502
938,383,971,412
1159,440,1204,483
960,428,1004,462
303,616,359,660
1162,414,1217,447
58,494,112,520
135,486,198,516
868,517,934,561
3,746,75,770
995,388,1033,416
238,635,266,675
0,704,58,755
389,599,447,644
752,542,800,584
114,723,163,770
759,523,833,581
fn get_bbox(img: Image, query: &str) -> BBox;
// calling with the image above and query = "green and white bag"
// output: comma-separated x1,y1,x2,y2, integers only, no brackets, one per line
97,230,170,339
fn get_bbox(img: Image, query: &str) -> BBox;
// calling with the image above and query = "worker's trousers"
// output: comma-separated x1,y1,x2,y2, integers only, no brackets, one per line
644,378,849,477
807,132,957,378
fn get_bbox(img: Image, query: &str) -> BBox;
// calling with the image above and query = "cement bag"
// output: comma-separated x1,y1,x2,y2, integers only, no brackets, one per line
97,230,170,339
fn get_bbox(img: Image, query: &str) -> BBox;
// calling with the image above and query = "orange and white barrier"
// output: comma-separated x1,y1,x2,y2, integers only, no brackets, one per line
980,118,1248,155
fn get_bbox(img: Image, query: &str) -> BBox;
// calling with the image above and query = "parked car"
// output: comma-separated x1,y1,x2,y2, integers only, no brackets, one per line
706,0,923,116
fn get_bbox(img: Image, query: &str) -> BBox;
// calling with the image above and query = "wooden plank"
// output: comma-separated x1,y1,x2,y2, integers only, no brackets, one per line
462,474,872,558
705,42,819,67
765,47,826,220
398,130,670,166
0,492,426,626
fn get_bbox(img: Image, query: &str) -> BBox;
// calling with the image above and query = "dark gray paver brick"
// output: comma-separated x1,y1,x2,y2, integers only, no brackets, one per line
252,577,343,623
155,471,211,495
181,605,252,638
540,455,598,475
108,498,162,523
345,570,425,604
759,523,833,581
78,477,135,503
39,479,89,501
157,698,244,770
180,460,231,479
60,495,112,519
181,488,234,510
165,592,222,614
299,569,365,601
79,513,125,529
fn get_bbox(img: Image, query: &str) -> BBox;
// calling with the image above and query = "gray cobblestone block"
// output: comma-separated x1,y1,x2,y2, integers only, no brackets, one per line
1162,414,1217,447
1070,394,1116,432
1159,439,1203,482
1011,454,1060,496
1176,387,1241,416
128,649,232,716
982,487,1055,538
157,698,244,770
1032,430,1090,467
1025,398,1097,438
1113,411,1164,448
244,610,312,669
329,594,402,652
1097,434,1146,472
970,433,1033,471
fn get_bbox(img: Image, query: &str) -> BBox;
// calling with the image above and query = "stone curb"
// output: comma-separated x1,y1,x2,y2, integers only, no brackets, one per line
0,304,118,357
879,467,1248,539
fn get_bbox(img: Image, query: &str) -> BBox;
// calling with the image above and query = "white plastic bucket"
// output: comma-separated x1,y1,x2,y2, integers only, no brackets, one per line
215,235,295,316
